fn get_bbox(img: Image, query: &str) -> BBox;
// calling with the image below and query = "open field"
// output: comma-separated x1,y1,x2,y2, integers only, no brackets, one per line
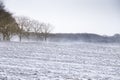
0,42,120,80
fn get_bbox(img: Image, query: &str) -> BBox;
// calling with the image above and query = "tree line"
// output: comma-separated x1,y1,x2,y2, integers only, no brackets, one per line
0,0,53,41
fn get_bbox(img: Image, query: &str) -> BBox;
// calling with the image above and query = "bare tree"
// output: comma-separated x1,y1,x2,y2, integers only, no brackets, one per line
30,20,43,40
41,23,53,41
15,16,32,41
15,16,53,41
25,19,53,41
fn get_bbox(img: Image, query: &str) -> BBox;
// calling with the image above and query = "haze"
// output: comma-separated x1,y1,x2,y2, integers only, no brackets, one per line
4,0,120,35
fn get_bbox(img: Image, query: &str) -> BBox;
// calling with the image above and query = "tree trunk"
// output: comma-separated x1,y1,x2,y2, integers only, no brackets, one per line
44,34,48,41
45,36,47,41
3,34,10,41
6,36,10,41
3,34,6,41
19,34,22,42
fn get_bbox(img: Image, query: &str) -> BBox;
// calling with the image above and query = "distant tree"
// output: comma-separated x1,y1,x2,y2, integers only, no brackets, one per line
27,19,54,41
41,23,53,41
0,0,19,41
29,19,42,39
27,19,53,41
15,16,32,41
15,16,53,41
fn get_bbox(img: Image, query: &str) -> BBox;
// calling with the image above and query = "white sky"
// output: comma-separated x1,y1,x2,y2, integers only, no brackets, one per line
4,0,120,35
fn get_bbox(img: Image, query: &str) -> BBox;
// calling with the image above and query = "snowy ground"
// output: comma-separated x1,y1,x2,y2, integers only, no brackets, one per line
0,42,120,80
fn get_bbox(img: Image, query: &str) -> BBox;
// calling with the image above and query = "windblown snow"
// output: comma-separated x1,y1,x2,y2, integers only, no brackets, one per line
0,42,120,80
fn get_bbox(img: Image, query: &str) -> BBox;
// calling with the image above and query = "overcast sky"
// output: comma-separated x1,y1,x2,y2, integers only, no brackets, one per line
4,0,120,35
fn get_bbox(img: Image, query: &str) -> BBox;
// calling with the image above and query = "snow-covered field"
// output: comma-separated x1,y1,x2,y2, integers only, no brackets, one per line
0,42,120,80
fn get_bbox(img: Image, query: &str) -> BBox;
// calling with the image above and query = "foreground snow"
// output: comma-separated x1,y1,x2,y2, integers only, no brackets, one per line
0,42,120,80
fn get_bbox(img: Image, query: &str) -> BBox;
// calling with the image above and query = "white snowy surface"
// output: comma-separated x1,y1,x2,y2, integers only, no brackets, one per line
0,42,120,80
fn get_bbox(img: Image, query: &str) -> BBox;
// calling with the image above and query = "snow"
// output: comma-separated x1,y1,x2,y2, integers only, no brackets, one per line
0,42,120,80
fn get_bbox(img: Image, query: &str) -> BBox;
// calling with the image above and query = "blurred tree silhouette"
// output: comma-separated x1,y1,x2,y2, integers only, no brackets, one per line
0,0,19,41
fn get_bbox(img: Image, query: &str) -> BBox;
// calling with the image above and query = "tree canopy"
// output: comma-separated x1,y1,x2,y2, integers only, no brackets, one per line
0,0,19,40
